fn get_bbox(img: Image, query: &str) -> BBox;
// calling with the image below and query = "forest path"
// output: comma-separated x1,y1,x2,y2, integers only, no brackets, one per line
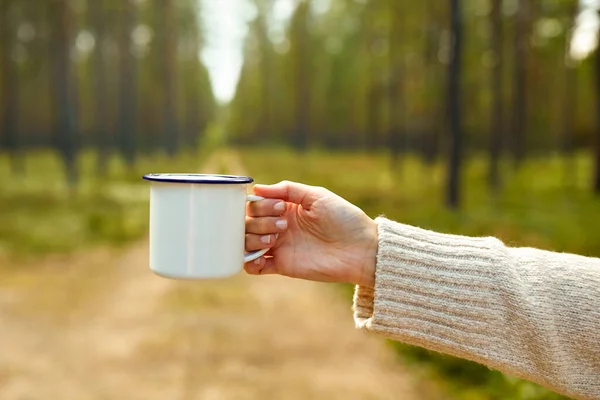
0,149,446,400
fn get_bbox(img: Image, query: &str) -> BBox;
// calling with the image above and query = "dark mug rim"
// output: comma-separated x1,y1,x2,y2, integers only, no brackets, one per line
142,174,254,184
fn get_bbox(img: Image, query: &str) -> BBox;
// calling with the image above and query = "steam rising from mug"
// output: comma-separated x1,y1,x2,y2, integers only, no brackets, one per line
142,174,269,279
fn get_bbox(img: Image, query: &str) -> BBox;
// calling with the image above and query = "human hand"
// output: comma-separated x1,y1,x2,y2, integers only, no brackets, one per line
244,181,378,287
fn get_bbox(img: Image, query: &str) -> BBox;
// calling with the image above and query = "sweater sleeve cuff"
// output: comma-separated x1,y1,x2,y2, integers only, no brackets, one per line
352,217,505,360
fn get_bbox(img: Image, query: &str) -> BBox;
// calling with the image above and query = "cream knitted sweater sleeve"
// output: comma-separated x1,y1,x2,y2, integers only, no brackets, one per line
353,217,600,400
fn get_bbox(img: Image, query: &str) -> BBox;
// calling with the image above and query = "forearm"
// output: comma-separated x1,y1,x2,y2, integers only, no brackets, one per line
354,217,600,400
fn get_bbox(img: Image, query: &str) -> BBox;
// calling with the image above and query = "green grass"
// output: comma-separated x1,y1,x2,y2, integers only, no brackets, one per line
0,149,208,259
241,147,599,257
240,146,599,400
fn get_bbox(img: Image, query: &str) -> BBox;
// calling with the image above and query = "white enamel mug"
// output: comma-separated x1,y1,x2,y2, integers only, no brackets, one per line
142,174,269,279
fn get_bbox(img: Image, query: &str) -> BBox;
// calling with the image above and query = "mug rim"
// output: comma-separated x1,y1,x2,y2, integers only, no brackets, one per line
142,173,254,184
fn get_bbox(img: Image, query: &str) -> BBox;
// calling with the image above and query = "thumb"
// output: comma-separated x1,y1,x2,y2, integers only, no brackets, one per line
253,180,322,209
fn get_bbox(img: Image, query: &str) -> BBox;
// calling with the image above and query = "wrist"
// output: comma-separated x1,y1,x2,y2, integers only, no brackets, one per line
355,218,378,287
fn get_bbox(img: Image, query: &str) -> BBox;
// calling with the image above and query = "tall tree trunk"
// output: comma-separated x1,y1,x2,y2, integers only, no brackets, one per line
563,1,579,188
118,0,137,167
488,0,504,192
367,81,380,151
91,0,109,175
163,0,178,156
292,1,310,151
367,88,381,149
257,9,273,144
388,1,405,165
185,90,200,149
563,64,578,186
423,0,442,165
511,0,529,169
184,60,201,150
366,0,380,151
1,0,24,174
446,0,463,209
51,0,78,187
146,0,162,152
594,10,600,194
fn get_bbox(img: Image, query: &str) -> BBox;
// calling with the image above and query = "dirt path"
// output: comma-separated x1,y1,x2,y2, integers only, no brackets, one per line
0,150,446,400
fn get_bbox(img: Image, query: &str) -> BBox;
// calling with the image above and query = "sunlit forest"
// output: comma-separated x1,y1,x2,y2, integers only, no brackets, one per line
229,0,600,207
0,0,599,399
1,0,216,183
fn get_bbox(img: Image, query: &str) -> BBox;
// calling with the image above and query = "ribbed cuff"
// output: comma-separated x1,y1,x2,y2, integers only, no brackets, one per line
353,217,506,362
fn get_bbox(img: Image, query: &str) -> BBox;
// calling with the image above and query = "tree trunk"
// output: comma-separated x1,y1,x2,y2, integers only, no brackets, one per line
145,0,162,152
257,11,273,144
163,0,178,156
118,0,137,167
511,0,529,169
184,63,201,150
488,0,503,192
388,1,405,166
51,0,78,187
423,0,442,165
91,0,109,175
563,63,577,186
367,82,381,151
594,10,600,194
446,0,463,209
563,1,579,188
366,1,381,151
292,1,310,151
1,0,24,174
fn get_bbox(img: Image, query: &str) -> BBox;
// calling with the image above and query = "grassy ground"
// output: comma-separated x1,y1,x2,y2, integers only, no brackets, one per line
240,147,599,400
241,147,599,258
0,148,445,400
0,149,210,259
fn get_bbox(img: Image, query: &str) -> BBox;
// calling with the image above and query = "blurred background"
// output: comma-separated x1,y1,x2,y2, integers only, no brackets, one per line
0,0,599,399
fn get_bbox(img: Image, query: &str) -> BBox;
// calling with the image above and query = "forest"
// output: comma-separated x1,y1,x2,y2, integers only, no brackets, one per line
2,0,600,207
0,0,599,399
229,0,600,207
1,0,216,184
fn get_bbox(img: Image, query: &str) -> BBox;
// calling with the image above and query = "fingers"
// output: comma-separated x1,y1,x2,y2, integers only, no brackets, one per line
245,216,288,235
244,257,278,276
247,198,286,217
253,181,323,210
245,233,277,251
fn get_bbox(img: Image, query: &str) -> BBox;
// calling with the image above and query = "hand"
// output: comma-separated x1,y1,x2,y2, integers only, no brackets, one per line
244,181,378,287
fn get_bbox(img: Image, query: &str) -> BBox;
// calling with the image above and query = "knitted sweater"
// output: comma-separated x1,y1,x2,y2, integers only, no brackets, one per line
353,217,600,400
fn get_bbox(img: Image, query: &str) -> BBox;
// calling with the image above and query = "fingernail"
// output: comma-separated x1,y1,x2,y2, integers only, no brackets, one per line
274,201,285,212
254,258,261,265
275,219,287,230
260,235,271,244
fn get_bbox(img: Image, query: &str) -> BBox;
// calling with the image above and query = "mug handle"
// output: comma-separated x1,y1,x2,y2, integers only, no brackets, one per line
244,195,272,263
